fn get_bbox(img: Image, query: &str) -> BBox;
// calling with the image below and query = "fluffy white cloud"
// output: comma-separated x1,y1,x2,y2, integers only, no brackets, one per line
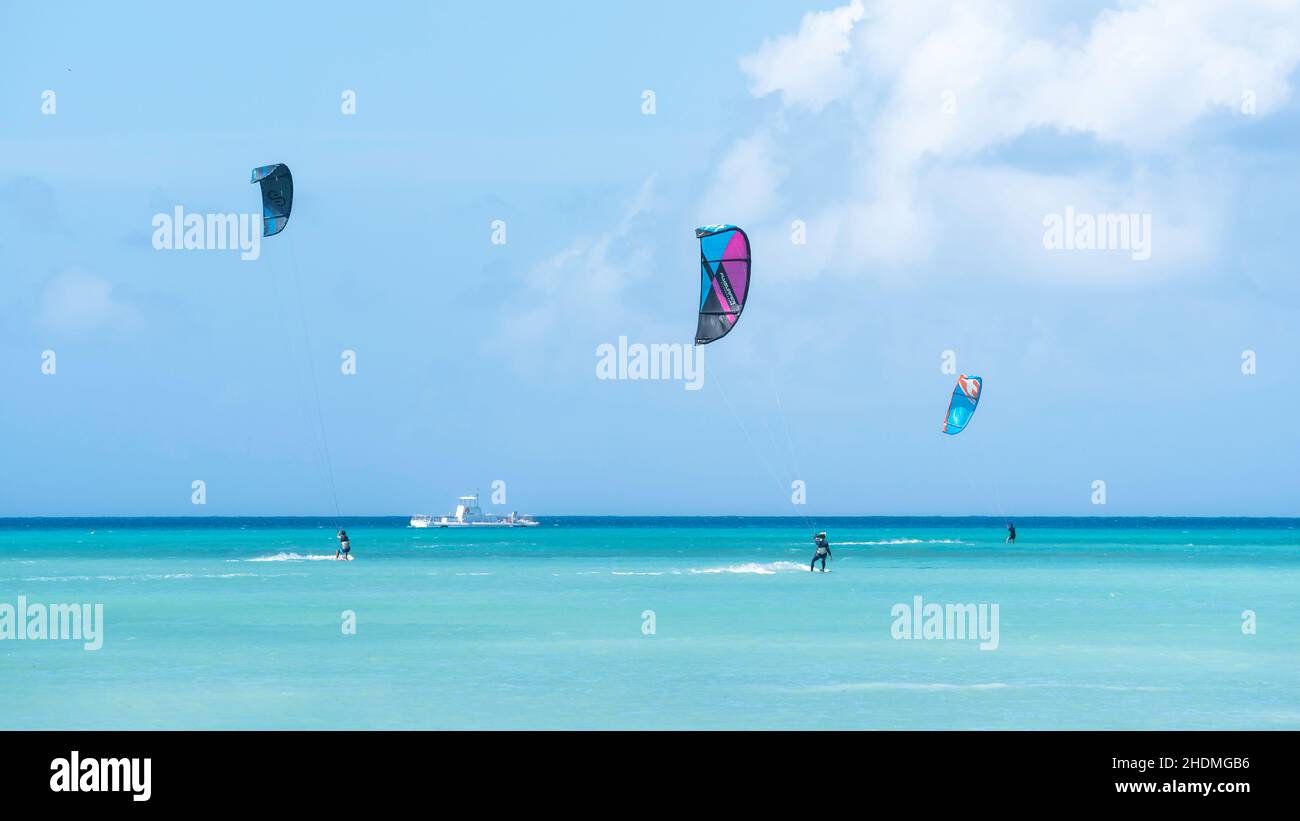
738,0,865,111
727,0,1300,279
854,0,1300,162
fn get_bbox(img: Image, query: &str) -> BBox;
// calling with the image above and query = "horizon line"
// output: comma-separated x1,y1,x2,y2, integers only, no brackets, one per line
3,513,1299,521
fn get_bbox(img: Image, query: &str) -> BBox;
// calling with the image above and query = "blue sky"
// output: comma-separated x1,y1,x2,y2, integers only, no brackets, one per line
2,0,1298,516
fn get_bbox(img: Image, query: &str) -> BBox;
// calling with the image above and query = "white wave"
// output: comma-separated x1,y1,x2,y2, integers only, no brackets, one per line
24,572,259,582
690,561,807,575
414,541,539,548
835,538,965,546
611,571,665,576
244,552,342,562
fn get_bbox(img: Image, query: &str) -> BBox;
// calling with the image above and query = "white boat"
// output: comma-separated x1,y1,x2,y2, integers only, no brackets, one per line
410,494,540,528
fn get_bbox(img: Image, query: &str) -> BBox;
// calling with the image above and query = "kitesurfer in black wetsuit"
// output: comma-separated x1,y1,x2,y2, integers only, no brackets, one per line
336,528,352,560
1005,523,1016,544
811,532,831,572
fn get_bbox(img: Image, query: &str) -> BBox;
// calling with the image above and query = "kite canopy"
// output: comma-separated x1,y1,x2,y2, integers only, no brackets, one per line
694,224,750,345
942,375,983,435
250,164,293,237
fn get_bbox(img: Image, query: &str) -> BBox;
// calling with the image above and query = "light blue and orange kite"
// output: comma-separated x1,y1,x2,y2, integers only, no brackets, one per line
942,374,982,435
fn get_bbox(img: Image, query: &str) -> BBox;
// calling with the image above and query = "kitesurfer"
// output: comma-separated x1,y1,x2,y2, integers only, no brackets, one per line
336,528,352,560
1005,522,1016,544
811,532,831,572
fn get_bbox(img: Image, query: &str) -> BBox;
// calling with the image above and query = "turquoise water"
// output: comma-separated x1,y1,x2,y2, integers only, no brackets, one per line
1,517,1297,729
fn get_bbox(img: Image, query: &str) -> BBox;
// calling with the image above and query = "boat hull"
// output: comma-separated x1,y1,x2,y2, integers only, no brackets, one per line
409,517,539,528
410,494,540,528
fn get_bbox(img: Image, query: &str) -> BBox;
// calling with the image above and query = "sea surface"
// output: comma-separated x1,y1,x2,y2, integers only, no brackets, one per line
1,517,1297,729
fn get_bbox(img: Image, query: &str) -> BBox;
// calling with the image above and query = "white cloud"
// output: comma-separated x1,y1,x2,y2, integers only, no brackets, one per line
938,164,1223,281
494,177,662,363
738,0,865,112
726,0,1300,280
695,132,786,226
521,175,655,303
37,268,141,333
1044,2,1300,143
